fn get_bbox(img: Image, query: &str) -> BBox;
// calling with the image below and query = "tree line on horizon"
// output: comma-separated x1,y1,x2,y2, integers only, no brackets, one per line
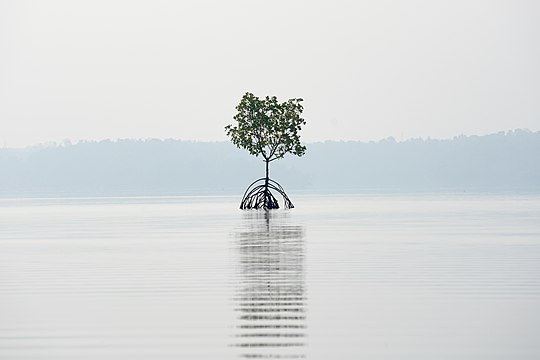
0,129,538,197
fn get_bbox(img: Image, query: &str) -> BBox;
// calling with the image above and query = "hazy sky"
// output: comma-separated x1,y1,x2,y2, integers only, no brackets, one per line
1,0,539,147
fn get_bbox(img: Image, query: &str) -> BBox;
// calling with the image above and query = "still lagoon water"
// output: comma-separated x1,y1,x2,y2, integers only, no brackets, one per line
0,194,539,359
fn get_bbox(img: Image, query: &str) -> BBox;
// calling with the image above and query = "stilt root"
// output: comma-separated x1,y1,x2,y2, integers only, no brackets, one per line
240,178,294,210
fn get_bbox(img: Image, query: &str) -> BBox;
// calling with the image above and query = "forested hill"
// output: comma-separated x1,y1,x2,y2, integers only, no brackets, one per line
1,130,539,197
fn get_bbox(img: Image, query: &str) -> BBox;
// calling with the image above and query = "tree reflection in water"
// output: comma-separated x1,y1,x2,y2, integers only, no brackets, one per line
232,211,306,359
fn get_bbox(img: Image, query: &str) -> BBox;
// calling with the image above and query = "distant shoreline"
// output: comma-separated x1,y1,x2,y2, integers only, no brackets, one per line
1,130,539,197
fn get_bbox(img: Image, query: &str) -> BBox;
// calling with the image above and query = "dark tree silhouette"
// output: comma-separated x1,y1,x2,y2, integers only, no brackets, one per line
225,92,306,209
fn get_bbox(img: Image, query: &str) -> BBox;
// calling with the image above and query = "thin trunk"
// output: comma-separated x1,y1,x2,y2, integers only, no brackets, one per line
264,159,270,208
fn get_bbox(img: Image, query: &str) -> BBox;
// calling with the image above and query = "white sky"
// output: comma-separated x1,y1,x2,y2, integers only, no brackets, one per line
1,0,539,147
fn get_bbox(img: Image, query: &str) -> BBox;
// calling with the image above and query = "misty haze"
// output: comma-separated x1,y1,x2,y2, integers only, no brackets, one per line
1,0,540,359
1,130,538,197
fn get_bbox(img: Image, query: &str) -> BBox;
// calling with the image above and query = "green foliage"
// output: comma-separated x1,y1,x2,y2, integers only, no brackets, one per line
225,92,306,162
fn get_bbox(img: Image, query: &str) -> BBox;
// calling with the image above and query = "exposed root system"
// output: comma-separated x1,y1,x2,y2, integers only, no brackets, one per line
240,178,294,210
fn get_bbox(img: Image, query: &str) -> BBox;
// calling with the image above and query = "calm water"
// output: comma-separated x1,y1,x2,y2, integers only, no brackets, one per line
0,194,539,359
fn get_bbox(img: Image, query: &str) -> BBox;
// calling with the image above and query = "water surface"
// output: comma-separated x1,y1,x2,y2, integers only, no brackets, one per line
0,194,539,359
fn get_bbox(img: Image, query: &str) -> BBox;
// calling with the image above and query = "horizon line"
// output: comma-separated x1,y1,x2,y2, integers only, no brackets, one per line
2,128,538,150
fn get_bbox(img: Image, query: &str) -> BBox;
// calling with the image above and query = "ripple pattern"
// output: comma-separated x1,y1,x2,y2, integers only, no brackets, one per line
232,212,306,359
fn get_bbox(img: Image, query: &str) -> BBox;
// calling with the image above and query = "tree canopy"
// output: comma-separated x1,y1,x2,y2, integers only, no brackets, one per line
225,92,306,162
